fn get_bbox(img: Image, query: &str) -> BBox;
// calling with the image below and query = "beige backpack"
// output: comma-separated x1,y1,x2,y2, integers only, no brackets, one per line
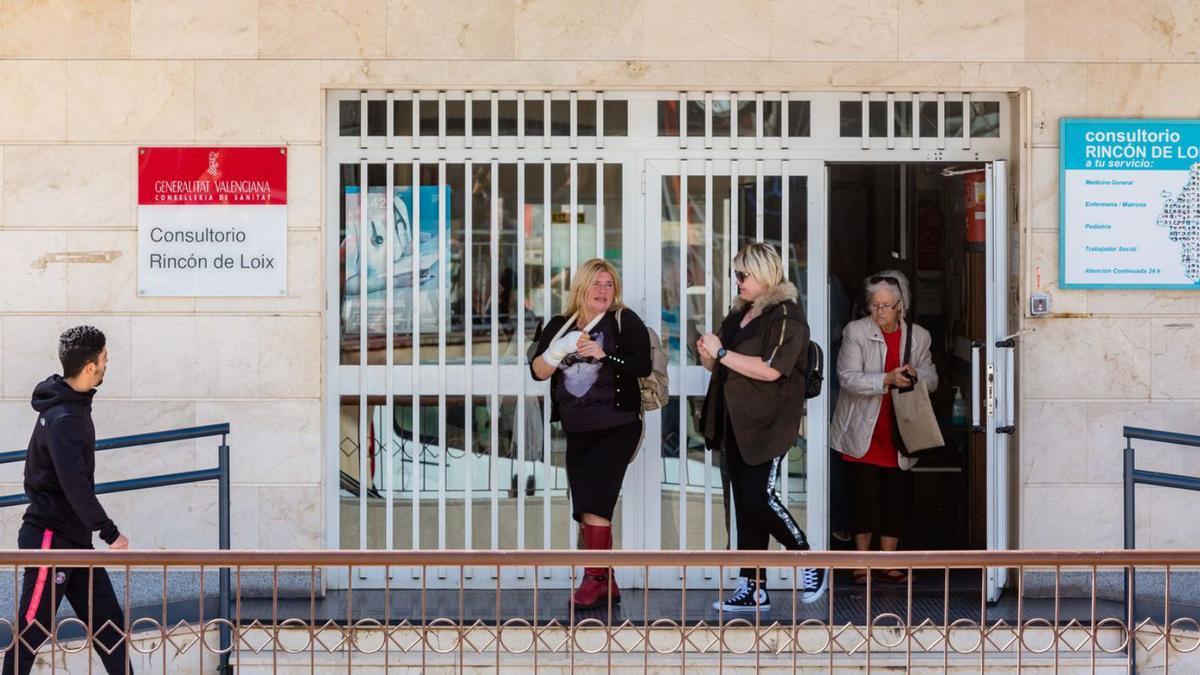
616,309,669,413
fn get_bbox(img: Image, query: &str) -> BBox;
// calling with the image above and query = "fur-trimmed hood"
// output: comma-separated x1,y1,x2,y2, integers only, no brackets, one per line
732,281,799,314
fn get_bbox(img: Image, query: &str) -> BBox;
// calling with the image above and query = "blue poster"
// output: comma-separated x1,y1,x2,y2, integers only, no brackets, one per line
343,185,447,293
341,185,450,335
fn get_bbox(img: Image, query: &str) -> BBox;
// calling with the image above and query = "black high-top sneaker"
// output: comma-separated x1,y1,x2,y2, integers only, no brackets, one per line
800,566,828,604
712,577,770,612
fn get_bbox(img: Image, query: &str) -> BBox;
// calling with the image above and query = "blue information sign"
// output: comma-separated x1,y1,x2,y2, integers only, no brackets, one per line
1060,118,1200,289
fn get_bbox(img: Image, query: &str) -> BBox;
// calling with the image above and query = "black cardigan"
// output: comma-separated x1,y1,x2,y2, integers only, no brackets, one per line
528,308,653,422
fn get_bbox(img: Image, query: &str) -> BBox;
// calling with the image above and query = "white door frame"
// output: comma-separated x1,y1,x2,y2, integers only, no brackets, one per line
985,159,1013,602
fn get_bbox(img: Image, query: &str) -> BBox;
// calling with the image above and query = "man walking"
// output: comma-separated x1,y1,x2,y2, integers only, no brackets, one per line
3,326,133,675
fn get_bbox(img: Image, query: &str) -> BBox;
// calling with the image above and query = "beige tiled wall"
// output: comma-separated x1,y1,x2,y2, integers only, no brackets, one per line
0,0,1197,553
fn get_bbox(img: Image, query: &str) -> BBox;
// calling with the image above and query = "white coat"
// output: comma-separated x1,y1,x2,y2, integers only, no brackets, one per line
829,316,938,470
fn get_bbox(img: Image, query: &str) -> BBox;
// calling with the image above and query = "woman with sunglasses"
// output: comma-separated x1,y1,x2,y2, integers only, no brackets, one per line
529,258,651,610
697,242,827,612
830,270,938,585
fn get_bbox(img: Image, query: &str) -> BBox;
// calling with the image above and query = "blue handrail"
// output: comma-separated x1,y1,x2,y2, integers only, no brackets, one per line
0,422,230,464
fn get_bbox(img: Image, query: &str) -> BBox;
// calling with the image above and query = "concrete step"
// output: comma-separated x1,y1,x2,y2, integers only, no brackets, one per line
228,624,1140,674
20,623,1179,673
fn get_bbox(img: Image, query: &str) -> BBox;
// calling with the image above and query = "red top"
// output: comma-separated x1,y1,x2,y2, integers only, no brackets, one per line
846,327,902,468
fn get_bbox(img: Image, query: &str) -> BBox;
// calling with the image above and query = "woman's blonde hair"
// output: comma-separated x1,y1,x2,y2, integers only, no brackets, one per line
733,242,785,291
563,258,624,317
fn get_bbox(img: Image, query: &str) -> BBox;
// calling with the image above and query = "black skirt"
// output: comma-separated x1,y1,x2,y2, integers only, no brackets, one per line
565,420,643,523
846,461,912,538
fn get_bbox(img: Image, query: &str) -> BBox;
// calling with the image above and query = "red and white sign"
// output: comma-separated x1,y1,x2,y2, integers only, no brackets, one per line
138,147,287,297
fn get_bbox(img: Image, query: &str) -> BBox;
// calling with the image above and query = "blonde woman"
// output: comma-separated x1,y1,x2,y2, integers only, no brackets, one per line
529,258,652,610
697,242,827,612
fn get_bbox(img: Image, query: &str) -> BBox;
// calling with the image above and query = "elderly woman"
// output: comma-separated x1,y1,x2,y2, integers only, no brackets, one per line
530,258,651,610
697,242,827,612
830,270,937,584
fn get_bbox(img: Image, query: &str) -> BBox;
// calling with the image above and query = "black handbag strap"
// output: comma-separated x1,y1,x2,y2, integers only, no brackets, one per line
902,319,913,367
893,323,917,458
894,320,916,395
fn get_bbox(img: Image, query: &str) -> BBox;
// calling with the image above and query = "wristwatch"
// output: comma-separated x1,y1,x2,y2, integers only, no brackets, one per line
716,347,728,362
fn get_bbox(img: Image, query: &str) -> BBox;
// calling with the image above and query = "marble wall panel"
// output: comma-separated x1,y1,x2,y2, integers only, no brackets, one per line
0,230,68,313
259,485,323,549
2,315,133,399
195,61,322,143
1022,318,1150,399
0,61,67,142
1,0,130,57
644,0,769,60
2,146,132,229
130,316,258,398
769,0,897,61
899,0,1024,61
67,61,194,142
258,0,386,58
196,400,322,486
131,0,257,58
1021,484,1124,549
387,0,515,59
515,0,643,59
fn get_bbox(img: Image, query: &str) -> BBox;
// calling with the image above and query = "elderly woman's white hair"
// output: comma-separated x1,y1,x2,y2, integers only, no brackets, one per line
863,270,911,318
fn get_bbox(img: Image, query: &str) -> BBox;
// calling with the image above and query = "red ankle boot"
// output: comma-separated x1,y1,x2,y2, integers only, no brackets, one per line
572,523,620,609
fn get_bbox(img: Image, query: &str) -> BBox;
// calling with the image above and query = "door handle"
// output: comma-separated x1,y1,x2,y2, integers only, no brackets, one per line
971,341,984,432
995,339,1016,435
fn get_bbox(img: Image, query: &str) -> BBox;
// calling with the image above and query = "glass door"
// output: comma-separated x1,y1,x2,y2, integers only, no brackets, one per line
638,158,827,589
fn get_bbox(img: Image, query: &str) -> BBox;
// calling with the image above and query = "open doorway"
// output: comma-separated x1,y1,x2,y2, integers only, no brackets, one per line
827,163,989,554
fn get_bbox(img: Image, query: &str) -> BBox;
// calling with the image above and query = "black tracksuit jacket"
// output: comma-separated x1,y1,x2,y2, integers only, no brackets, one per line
22,375,120,547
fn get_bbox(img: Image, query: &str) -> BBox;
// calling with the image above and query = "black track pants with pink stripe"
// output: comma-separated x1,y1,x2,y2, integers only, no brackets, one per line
2,522,132,675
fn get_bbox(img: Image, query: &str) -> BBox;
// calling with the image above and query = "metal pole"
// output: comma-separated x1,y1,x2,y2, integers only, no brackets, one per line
1123,435,1136,675
219,435,232,673
1124,436,1134,552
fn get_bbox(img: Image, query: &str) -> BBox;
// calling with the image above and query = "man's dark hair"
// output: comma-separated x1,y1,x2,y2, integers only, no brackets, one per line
58,326,106,378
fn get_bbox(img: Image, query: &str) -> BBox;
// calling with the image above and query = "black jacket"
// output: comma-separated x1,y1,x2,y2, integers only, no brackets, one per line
529,308,652,422
23,375,120,547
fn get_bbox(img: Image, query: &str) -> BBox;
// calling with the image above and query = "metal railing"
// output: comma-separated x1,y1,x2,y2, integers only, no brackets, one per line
1123,425,1200,551
0,549,1191,672
0,424,232,672
1122,425,1200,674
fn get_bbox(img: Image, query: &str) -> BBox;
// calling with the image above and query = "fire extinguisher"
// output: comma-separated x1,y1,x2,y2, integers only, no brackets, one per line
964,172,986,251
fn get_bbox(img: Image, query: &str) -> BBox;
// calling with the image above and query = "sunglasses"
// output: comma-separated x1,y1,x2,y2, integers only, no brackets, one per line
734,271,748,283
870,275,900,287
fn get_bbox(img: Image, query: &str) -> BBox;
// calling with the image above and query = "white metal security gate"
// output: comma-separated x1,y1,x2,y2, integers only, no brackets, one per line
325,89,1014,590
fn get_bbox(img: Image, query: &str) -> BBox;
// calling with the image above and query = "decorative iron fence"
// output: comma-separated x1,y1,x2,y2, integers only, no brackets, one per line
0,550,1194,673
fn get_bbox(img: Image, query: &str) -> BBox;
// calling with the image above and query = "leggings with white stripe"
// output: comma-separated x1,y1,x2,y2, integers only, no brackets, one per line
2,522,132,675
725,426,809,583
